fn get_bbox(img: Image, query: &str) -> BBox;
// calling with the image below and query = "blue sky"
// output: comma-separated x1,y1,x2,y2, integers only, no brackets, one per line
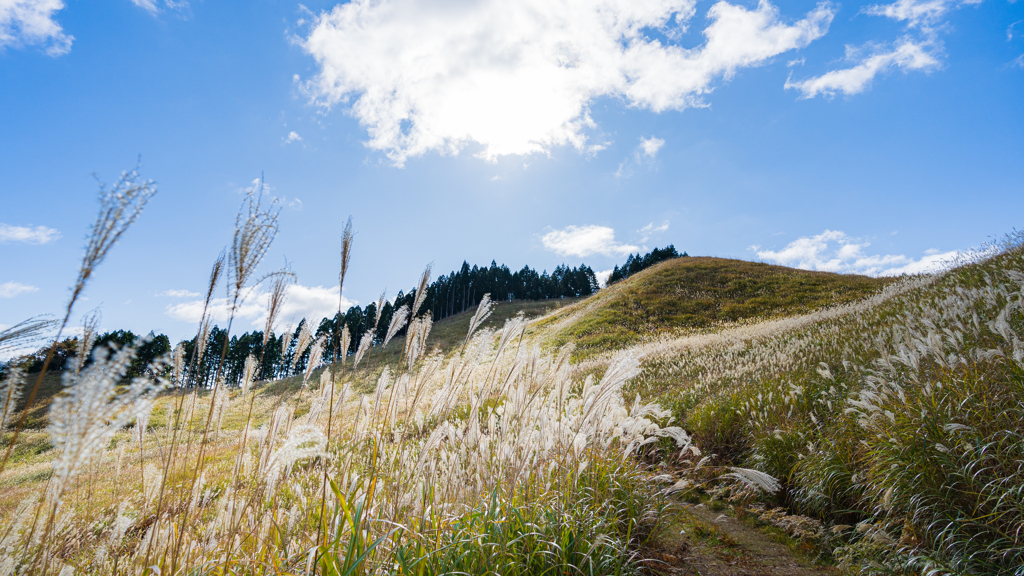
1,0,1021,351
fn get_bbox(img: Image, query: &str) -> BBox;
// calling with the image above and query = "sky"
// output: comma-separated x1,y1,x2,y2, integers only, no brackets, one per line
1,0,1022,353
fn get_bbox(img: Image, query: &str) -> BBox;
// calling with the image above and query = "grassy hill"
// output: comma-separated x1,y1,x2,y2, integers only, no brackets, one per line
536,256,892,358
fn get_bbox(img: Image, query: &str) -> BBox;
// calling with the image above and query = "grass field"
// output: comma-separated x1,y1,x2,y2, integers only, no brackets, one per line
535,256,892,359
3,217,1022,575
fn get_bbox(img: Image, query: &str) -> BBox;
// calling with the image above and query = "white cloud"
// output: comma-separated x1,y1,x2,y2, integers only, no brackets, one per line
130,0,189,16
863,0,978,31
786,40,939,98
754,229,959,276
159,289,201,298
285,131,302,144
0,0,72,55
639,220,670,242
0,281,39,298
789,0,975,98
595,269,613,288
0,223,61,244
541,225,639,258
302,0,834,166
165,283,357,331
617,137,668,177
640,221,670,234
639,136,665,158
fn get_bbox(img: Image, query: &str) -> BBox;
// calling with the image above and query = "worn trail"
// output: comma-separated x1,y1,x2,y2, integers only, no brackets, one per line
649,503,835,576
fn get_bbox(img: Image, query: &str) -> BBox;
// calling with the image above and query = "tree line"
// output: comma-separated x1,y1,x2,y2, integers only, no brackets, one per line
4,259,608,388
607,245,686,284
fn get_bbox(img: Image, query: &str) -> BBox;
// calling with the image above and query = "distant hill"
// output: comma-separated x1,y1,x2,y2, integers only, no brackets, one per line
534,256,893,358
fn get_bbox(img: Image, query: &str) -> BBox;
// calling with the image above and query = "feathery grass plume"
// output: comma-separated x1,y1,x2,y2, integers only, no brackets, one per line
210,381,230,437
405,316,433,369
262,425,326,496
228,177,280,307
374,290,387,329
353,331,373,369
241,354,258,394
302,336,326,388
172,342,185,386
383,304,409,349
0,316,56,356
338,324,351,366
463,293,494,351
47,340,168,507
73,310,101,376
411,263,432,318
722,467,781,494
0,164,156,477
0,367,25,432
262,269,295,347
280,324,293,358
195,318,212,372
338,217,353,295
291,322,314,374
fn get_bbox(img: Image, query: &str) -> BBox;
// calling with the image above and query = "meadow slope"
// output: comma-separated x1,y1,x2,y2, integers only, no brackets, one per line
2,244,1022,575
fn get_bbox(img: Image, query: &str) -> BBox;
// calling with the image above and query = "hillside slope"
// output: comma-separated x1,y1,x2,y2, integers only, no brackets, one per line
534,256,892,358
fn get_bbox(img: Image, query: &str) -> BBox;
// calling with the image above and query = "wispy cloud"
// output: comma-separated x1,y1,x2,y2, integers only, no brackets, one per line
0,0,73,55
541,225,638,258
0,223,61,244
164,283,357,330
0,281,39,298
639,221,670,243
788,0,975,98
753,229,959,276
302,0,834,166
159,289,201,298
285,131,302,144
616,137,667,178
130,0,189,16
786,40,939,98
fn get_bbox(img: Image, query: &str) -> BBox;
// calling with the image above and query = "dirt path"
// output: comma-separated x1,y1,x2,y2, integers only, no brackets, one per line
647,503,836,576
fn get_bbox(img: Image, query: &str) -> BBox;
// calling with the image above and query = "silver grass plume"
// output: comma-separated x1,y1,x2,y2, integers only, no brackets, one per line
302,336,326,388
262,425,326,496
338,324,351,366
406,316,433,369
195,318,213,368
202,252,226,316
722,467,781,494
0,316,56,356
280,325,293,358
71,165,157,309
411,264,432,318
383,304,409,349
263,269,295,347
211,380,230,436
0,367,25,433
47,340,168,506
172,343,185,385
241,354,258,393
228,177,280,305
291,322,314,373
463,294,494,351
353,332,373,369
403,264,433,358
374,290,387,330
338,217,353,296
73,310,101,376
